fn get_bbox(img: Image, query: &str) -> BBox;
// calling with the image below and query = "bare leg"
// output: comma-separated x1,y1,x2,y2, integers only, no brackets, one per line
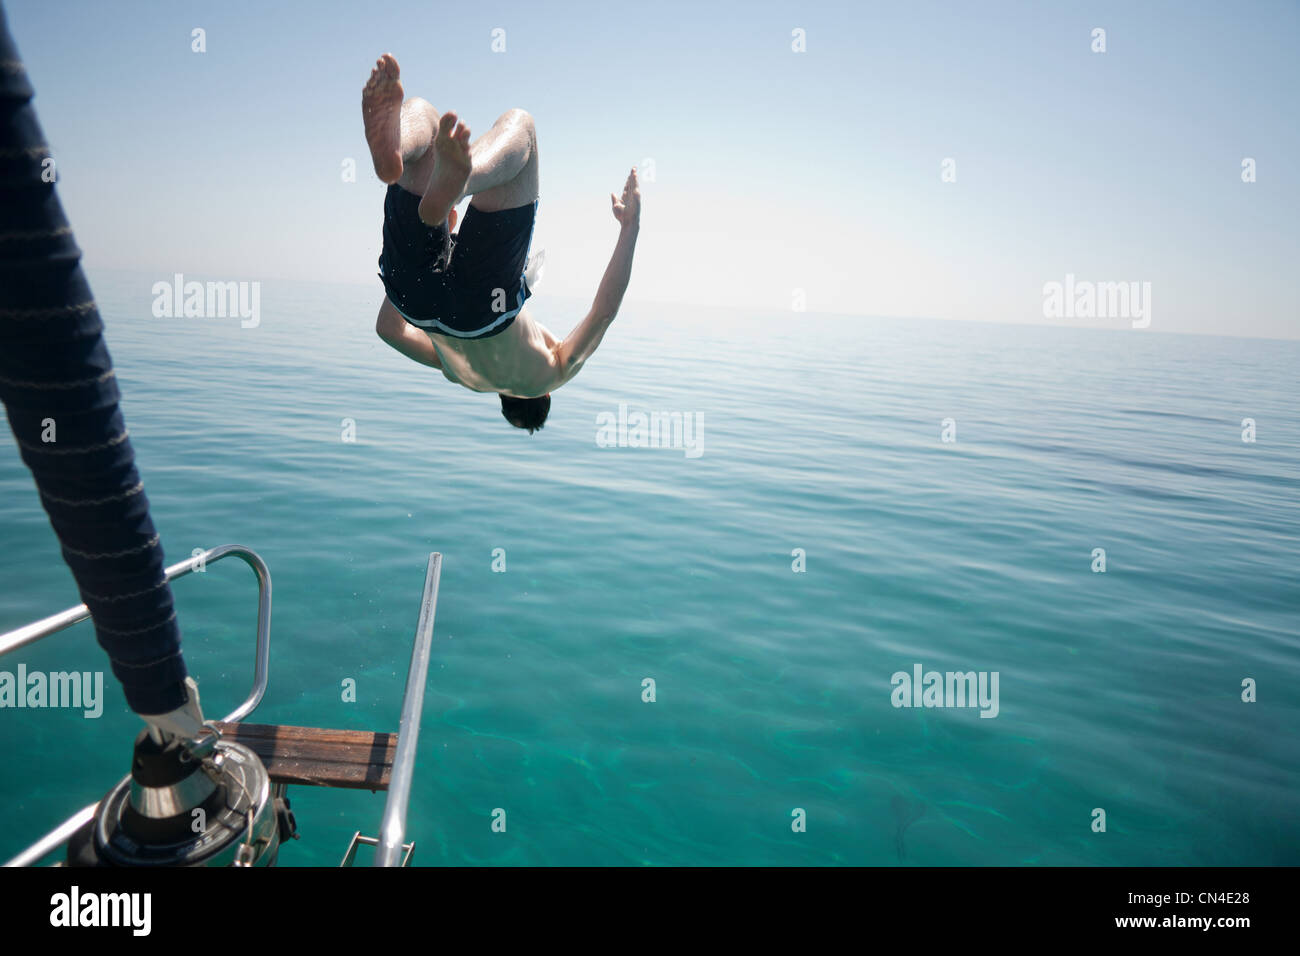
418,108,539,223
362,54,441,188
364,52,539,218
461,108,539,212
416,112,473,225
361,54,405,183
394,98,440,195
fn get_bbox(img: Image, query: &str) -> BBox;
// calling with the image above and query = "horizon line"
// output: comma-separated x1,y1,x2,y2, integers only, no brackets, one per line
85,265,1299,344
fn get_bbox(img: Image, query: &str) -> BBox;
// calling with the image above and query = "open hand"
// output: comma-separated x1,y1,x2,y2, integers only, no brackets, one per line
611,167,641,227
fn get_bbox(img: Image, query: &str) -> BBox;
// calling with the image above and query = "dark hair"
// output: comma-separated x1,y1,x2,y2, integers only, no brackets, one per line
500,393,550,434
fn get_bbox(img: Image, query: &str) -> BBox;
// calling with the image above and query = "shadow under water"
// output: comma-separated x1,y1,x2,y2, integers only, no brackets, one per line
891,794,927,863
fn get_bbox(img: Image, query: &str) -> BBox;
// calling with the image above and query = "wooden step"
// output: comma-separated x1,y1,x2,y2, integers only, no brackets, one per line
212,722,395,791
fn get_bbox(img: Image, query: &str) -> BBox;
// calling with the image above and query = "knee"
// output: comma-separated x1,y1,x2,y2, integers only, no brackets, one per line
506,108,534,133
403,96,438,125
507,109,537,158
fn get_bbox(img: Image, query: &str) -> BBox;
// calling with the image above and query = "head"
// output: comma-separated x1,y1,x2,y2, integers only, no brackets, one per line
500,393,551,434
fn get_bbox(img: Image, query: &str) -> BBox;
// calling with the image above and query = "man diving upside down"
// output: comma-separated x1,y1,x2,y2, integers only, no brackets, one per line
363,53,641,433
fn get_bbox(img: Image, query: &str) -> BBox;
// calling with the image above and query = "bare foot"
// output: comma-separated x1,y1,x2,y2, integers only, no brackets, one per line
418,111,472,225
363,53,404,184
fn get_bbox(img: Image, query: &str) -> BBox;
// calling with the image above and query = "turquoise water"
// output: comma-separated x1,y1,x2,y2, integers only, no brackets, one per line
1,269,1297,866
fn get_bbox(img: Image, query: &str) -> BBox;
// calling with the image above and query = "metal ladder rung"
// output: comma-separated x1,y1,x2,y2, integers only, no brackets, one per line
341,831,414,867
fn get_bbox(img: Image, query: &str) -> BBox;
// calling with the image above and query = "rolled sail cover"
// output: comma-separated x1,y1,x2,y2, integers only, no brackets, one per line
0,6,188,714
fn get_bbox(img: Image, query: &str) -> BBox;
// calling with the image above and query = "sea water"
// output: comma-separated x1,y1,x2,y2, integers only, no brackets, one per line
1,269,1296,865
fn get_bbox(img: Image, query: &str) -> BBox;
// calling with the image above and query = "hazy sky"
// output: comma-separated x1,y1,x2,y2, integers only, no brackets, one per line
7,0,1298,337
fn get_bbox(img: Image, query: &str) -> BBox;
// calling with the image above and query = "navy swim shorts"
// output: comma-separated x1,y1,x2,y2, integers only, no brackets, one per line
377,184,537,339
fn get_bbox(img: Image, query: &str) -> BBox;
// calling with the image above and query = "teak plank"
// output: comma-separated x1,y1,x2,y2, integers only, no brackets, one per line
212,721,396,791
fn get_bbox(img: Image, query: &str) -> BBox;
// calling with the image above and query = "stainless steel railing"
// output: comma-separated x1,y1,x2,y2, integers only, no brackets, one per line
375,551,441,867
3,546,441,868
1,544,273,867
0,543,272,721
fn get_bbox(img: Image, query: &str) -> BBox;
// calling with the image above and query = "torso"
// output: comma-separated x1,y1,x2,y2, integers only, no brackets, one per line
427,304,560,398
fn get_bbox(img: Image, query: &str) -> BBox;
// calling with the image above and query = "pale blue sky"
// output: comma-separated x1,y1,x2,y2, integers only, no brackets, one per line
7,0,1298,337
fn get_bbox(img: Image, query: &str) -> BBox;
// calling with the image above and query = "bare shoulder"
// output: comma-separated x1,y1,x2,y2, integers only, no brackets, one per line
505,305,563,393
517,305,559,350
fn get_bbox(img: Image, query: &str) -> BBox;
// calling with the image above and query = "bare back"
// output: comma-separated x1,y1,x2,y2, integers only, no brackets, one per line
426,304,560,398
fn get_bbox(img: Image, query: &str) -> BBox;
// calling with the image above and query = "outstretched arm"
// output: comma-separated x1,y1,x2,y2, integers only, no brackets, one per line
553,168,641,383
